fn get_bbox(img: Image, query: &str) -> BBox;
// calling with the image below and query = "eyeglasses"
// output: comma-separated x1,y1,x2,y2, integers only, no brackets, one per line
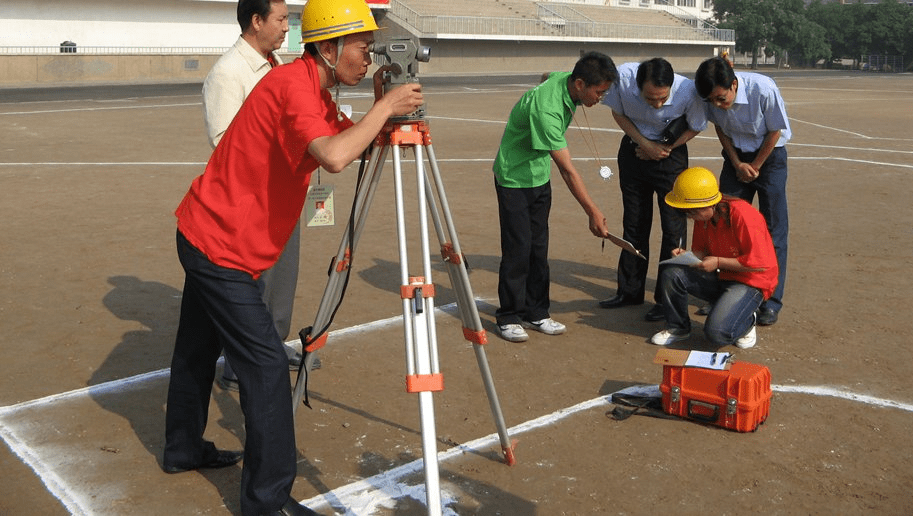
703,94,728,103
704,82,736,104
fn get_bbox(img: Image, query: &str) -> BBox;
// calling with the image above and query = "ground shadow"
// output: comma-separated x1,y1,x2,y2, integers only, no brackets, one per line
314,450,537,515
90,275,242,510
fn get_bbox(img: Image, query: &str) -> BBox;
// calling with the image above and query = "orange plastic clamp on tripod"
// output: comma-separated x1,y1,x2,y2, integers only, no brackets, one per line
462,327,488,345
302,331,327,353
388,120,431,146
331,248,352,273
406,373,444,393
400,277,436,299
440,243,462,265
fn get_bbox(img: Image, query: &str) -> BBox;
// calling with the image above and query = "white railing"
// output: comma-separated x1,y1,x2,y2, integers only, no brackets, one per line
406,15,732,41
0,46,232,55
389,2,732,42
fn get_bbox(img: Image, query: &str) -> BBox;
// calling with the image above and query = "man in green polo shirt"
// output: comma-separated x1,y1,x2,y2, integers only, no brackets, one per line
493,52,618,342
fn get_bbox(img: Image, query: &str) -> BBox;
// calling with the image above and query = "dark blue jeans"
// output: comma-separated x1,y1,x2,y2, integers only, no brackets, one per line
164,231,296,515
659,265,763,348
495,181,552,325
719,146,788,313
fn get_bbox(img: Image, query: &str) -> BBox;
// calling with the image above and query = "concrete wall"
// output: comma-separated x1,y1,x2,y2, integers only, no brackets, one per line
0,0,306,48
0,0,720,88
0,42,719,88
0,53,301,88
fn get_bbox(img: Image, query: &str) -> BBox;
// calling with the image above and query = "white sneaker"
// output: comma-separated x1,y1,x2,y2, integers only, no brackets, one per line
650,329,691,346
522,318,566,335
498,323,529,342
735,325,757,349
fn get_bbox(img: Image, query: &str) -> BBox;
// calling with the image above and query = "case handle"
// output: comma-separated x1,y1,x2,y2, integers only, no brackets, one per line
687,400,720,423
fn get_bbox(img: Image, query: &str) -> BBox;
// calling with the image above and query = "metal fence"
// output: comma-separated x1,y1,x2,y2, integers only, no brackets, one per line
0,46,232,55
861,55,905,73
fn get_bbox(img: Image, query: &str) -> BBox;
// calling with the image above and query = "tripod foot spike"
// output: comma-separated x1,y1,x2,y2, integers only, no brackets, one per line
502,439,519,466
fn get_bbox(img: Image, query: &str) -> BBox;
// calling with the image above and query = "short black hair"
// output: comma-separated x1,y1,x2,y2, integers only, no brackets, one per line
694,57,736,99
571,52,618,87
635,57,674,90
237,0,279,32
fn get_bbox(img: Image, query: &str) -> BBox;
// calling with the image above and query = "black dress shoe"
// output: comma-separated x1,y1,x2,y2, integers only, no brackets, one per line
163,449,243,474
273,497,319,516
757,308,779,326
644,304,665,322
598,294,644,309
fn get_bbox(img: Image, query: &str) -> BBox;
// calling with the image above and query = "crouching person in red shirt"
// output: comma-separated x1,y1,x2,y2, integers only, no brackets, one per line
161,1,424,514
650,167,778,350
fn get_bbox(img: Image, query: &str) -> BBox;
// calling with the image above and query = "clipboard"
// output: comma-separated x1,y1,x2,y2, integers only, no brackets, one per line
605,232,646,260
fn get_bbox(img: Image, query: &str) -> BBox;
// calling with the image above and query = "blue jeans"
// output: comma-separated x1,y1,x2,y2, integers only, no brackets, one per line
659,265,764,348
719,146,788,313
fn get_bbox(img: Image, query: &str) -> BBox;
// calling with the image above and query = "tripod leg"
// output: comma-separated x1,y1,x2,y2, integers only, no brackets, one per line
422,142,517,465
292,143,390,416
393,142,443,516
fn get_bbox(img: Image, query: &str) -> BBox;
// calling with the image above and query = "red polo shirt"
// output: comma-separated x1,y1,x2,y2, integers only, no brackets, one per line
176,55,353,278
691,199,779,299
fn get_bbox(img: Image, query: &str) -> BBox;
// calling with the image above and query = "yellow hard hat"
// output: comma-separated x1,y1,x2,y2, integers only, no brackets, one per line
665,167,722,209
301,0,379,44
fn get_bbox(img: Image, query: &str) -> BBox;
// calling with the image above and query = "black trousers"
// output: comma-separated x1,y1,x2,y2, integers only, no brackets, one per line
495,181,552,325
164,230,296,515
615,136,688,304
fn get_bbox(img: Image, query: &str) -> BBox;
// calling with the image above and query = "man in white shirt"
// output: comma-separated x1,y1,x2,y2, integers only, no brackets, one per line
202,0,300,391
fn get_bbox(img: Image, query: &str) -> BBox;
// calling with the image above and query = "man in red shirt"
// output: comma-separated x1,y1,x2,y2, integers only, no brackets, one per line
162,1,423,514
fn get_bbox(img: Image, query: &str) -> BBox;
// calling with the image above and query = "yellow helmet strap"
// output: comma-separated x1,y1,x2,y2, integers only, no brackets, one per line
315,36,347,121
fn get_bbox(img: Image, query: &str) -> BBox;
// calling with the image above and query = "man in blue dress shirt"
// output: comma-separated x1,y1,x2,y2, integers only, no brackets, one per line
694,56,791,326
599,57,707,322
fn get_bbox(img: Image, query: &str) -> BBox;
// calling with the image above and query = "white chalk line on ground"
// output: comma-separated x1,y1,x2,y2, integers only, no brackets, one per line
0,303,457,516
302,382,913,515
2,296,911,515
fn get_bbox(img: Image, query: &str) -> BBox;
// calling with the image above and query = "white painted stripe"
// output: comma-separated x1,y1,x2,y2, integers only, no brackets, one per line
0,102,201,115
790,117,913,141
3,156,912,169
0,302,461,417
0,162,208,167
772,384,913,412
0,424,92,516
302,382,913,514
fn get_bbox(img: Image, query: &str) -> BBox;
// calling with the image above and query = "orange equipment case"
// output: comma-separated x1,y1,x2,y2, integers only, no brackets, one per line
659,361,772,432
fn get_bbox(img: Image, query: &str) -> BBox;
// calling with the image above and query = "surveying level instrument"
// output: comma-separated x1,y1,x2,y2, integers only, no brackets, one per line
291,39,516,516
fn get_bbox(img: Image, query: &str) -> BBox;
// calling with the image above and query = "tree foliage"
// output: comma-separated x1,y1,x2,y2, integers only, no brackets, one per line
715,0,913,70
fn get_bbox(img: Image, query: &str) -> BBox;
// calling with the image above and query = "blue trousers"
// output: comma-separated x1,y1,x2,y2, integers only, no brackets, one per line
659,265,763,348
495,181,552,325
719,146,788,313
164,231,296,515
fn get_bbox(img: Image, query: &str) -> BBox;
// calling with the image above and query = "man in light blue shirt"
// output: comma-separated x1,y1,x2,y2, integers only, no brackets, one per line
599,58,707,322
695,56,790,326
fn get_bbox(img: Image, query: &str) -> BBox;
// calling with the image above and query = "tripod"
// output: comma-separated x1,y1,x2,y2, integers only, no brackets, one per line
292,117,516,515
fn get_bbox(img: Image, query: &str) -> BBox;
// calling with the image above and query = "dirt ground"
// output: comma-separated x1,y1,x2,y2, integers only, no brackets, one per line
1,70,912,515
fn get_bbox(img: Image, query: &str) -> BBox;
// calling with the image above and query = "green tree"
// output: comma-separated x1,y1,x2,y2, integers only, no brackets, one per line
769,0,830,67
870,0,911,56
713,0,778,68
807,0,912,71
